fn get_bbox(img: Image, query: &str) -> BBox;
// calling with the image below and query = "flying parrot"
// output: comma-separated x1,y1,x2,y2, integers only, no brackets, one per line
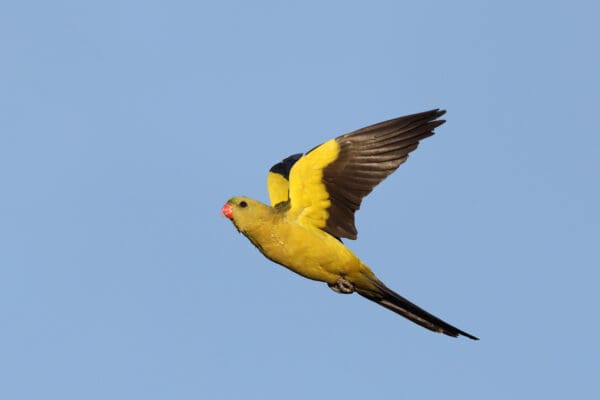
221,109,478,340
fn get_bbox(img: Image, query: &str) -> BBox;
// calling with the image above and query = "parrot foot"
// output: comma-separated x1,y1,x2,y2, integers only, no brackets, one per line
328,278,355,294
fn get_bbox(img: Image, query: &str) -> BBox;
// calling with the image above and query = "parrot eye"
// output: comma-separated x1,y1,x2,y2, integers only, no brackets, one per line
239,201,248,208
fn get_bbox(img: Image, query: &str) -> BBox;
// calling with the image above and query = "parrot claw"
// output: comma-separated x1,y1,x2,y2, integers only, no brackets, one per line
328,278,355,294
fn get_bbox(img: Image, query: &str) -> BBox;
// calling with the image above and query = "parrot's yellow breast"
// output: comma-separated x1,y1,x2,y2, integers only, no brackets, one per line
249,217,360,284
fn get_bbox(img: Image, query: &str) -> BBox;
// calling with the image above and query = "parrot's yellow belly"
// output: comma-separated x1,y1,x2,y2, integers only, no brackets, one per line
248,221,361,284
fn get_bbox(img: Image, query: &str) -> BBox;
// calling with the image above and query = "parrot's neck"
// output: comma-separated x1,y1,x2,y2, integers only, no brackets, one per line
236,203,285,255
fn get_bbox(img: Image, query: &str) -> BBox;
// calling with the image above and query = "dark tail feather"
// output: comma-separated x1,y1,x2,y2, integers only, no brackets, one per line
357,279,479,340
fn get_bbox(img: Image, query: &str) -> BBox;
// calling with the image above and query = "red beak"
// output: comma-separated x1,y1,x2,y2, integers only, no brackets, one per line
221,203,233,219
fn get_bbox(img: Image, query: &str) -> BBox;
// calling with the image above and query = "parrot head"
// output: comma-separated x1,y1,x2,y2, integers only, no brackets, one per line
221,196,252,220
221,196,273,234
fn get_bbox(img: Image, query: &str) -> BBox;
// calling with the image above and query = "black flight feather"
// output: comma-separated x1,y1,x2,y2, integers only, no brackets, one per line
319,109,446,240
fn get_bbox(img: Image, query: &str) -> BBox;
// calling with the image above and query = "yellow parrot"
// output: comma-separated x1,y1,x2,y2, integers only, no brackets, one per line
222,109,478,340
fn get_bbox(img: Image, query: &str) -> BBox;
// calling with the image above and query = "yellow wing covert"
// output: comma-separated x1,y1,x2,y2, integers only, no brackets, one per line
287,139,340,230
288,109,446,239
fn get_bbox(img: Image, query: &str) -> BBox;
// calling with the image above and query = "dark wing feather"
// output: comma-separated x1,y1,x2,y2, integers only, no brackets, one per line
321,109,446,239
270,153,303,178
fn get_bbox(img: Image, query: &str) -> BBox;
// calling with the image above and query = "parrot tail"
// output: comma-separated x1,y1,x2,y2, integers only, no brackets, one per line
356,277,479,340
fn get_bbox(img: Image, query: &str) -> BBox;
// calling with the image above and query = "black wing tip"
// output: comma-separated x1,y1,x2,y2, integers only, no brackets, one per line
420,108,447,126
344,108,447,139
414,108,447,129
434,108,446,117
424,108,446,118
406,108,446,120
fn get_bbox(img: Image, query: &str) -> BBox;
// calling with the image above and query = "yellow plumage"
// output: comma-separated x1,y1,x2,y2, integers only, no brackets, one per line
225,196,370,284
222,110,478,340
266,172,290,206
288,139,338,230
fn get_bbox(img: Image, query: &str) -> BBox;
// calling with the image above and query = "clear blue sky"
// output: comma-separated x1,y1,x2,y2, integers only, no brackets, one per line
1,1,599,399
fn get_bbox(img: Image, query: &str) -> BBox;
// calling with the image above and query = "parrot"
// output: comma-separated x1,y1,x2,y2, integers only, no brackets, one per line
221,109,478,340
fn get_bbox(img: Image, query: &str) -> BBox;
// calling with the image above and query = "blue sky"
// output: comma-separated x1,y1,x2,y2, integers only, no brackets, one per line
1,1,599,399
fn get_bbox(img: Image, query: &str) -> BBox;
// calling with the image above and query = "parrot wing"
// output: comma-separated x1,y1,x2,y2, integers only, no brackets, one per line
287,109,446,239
